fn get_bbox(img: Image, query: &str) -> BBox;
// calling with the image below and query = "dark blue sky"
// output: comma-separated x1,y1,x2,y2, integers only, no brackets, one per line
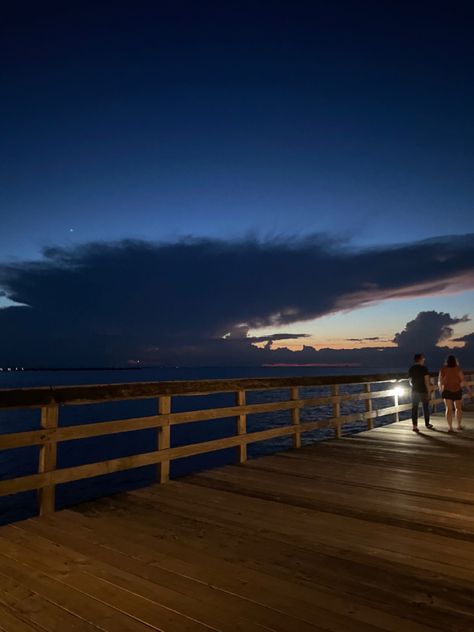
1,2,473,365
2,1,473,258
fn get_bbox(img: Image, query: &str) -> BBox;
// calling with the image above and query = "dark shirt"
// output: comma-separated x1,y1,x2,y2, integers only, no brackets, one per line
409,364,428,393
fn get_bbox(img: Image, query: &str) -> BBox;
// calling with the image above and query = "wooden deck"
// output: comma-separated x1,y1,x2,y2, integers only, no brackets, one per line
1,413,474,632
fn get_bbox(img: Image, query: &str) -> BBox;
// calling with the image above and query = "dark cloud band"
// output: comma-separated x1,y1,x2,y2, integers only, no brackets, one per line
0,234,473,366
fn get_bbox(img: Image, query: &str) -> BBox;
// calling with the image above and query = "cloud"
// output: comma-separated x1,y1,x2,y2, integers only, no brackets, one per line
452,332,474,349
246,332,310,351
0,234,473,366
393,311,470,350
247,333,310,343
346,337,381,342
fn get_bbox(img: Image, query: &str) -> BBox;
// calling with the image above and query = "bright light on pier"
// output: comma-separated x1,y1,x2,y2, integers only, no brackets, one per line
391,386,405,397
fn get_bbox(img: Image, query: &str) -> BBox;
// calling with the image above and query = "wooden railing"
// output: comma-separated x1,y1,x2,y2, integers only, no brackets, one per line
1,372,472,516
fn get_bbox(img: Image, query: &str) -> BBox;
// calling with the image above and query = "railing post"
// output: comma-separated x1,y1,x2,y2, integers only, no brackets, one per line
236,390,247,463
365,383,374,429
38,404,59,515
291,387,301,448
332,384,341,438
157,395,171,483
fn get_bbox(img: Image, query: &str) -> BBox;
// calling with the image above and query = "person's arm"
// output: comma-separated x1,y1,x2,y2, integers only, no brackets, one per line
438,370,443,394
424,373,432,394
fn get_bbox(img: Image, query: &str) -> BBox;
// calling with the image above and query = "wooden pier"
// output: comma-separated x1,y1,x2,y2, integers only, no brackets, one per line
1,376,474,630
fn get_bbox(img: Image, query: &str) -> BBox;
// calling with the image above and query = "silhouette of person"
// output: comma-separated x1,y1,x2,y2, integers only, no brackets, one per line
438,354,472,432
408,353,434,432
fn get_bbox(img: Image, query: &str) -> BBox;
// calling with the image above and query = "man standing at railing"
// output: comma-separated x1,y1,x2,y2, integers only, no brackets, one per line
409,353,435,432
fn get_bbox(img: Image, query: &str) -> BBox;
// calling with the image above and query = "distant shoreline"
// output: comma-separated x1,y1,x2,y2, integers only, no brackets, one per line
1,364,368,372
3,363,364,371
0,367,142,372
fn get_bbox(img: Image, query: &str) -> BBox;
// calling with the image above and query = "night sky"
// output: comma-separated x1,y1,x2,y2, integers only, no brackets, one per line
1,1,473,366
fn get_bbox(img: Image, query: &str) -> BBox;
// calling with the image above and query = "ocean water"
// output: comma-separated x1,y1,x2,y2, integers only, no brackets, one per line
0,366,409,524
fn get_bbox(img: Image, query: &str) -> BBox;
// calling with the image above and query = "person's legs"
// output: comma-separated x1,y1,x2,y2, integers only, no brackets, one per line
445,398,454,431
411,392,420,430
454,398,463,429
421,394,432,427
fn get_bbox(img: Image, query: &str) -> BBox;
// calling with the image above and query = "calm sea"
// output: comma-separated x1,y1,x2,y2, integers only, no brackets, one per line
0,366,408,524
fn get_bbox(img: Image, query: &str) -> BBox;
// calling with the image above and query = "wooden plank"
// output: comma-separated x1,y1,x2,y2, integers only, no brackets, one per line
0,372,420,409
38,514,393,632
164,397,298,424
0,383,408,456
0,387,399,450
49,446,474,608
105,497,472,615
33,510,435,632
147,470,474,553
157,395,171,483
0,563,128,632
3,419,357,497
0,369,468,412
235,390,247,463
38,404,58,515
0,407,419,499
0,395,410,455
0,424,297,496
244,453,474,503
189,465,474,538
0,538,215,632
1,525,272,632
28,510,358,632
132,481,474,579
0,428,55,450
291,387,301,449
108,488,471,631
191,469,474,543
0,401,300,450
0,603,45,632
331,384,341,438
10,521,322,632
365,382,374,429
0,410,379,498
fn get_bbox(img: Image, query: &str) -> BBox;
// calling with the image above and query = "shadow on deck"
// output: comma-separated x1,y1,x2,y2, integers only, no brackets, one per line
1,413,473,632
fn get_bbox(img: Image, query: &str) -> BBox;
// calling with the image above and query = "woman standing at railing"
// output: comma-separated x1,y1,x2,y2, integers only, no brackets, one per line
438,355,471,432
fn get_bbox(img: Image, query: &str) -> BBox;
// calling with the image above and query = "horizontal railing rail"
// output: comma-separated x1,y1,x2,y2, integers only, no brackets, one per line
0,372,418,408
1,372,473,516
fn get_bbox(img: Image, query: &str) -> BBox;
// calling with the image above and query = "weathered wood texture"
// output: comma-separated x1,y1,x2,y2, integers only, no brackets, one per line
0,413,473,631
37,405,58,515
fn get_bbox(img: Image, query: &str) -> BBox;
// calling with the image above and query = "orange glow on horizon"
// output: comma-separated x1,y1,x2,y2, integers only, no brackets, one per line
252,338,398,351
252,337,466,351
